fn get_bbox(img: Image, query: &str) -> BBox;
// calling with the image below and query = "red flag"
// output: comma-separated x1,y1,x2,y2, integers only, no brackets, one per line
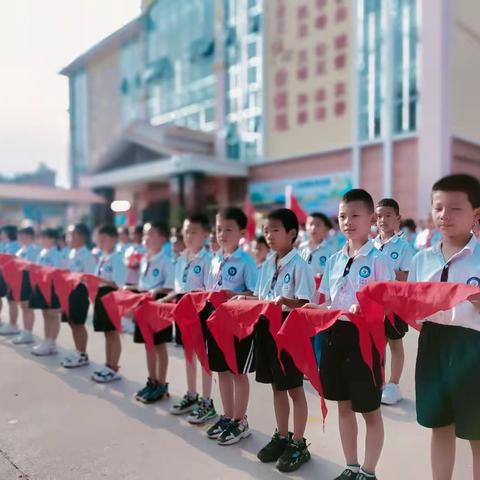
81,274,101,303
285,185,308,224
28,265,62,305
244,197,256,242
1,258,29,302
134,302,175,350
101,290,150,332
52,271,82,315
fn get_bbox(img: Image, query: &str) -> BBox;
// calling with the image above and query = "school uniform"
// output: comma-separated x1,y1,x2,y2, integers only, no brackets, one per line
206,248,258,373
373,232,415,339
124,243,146,286
409,235,480,440
9,244,40,302
61,246,96,325
133,248,175,345
174,248,212,345
254,249,315,390
298,240,334,278
0,241,21,297
318,240,395,412
93,251,128,332
29,247,64,310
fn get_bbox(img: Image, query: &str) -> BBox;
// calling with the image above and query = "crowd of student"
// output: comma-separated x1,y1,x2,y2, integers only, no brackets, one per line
0,173,479,480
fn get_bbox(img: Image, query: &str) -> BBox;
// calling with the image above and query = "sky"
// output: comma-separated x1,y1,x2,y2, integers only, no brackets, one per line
0,0,141,186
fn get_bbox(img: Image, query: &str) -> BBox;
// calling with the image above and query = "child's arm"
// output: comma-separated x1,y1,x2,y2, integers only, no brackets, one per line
395,270,409,281
274,297,309,309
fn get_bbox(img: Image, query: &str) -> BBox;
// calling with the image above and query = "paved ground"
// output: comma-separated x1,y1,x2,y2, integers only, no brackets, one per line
0,311,474,480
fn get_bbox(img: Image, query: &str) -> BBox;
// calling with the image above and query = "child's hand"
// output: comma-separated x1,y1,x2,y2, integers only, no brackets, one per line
230,295,247,301
302,302,321,309
349,303,361,314
221,289,236,299
273,296,285,306
148,288,158,298
468,293,480,309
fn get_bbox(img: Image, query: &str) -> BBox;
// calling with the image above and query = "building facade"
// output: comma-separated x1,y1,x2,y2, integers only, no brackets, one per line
61,0,480,226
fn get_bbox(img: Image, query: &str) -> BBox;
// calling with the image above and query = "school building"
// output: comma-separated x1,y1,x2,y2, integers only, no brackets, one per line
60,0,480,225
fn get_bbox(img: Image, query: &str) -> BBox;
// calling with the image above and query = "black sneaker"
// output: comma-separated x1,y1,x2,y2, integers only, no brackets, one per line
140,382,169,404
169,393,198,415
356,473,377,480
206,415,231,439
217,417,251,445
275,438,311,473
135,378,155,401
334,468,360,480
257,430,290,463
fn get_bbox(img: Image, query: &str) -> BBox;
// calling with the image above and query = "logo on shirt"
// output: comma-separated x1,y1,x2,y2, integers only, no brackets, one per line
467,277,480,287
104,265,112,273
76,260,82,267
359,266,371,278
319,256,327,266
284,273,291,284
152,268,160,277
390,252,399,260
193,265,202,275
227,266,237,277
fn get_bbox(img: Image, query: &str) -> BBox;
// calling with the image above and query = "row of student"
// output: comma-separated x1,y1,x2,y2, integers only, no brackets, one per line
1,174,480,479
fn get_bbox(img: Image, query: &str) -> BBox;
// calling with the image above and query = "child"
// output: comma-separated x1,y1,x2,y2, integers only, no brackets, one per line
171,231,186,262
408,174,480,480
208,228,220,254
0,225,21,336
167,214,216,424
61,224,96,369
29,228,64,356
129,222,174,403
373,198,415,406
252,208,315,472
310,189,395,480
116,227,131,256
124,225,145,287
205,207,258,445
11,227,40,345
251,235,270,269
91,225,128,383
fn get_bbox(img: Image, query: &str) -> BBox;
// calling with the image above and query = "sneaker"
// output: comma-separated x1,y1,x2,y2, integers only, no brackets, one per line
139,382,169,404
381,382,402,405
217,417,251,446
0,323,20,335
206,415,231,439
257,430,290,463
187,397,217,425
31,340,58,356
91,366,122,383
169,393,199,415
135,378,155,401
12,331,35,345
356,471,377,480
61,352,89,369
334,467,360,479
276,438,311,473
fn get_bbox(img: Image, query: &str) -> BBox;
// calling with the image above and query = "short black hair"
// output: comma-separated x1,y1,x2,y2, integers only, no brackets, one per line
40,228,59,240
133,225,144,236
341,189,375,213
117,227,129,236
98,225,118,238
432,174,480,209
186,213,210,231
308,212,333,230
377,198,400,216
72,223,90,242
2,225,18,241
255,235,269,248
217,207,248,230
401,218,417,232
266,208,299,243
149,221,169,239
19,226,35,237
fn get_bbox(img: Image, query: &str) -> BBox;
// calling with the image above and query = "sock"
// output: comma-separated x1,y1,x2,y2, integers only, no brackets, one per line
187,391,197,399
346,464,360,474
359,467,375,478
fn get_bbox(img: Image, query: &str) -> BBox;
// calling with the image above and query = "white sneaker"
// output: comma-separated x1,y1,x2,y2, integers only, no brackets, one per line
12,331,35,345
381,383,403,405
31,340,58,356
61,352,89,369
0,323,20,335
91,366,122,383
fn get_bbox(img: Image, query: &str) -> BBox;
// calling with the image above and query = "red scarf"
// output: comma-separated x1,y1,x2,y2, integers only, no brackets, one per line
134,302,176,349
207,300,282,373
1,258,30,301
101,290,150,332
28,265,64,305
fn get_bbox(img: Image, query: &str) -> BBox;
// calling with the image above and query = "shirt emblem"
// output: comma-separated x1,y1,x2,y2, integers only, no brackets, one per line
359,266,371,278
467,276,480,287
390,252,399,260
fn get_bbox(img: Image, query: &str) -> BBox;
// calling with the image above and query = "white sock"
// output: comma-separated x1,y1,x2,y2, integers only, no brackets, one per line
346,464,360,474
359,467,375,478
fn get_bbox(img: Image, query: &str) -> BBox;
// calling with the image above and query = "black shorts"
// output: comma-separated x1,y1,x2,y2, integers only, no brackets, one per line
28,285,60,310
61,283,90,325
206,302,255,374
416,322,480,440
174,294,185,345
7,271,32,302
93,286,117,333
255,312,304,391
133,292,172,345
385,313,409,340
319,321,382,413
0,273,8,297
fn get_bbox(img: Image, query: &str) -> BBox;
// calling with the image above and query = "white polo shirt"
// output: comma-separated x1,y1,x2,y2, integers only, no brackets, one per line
298,240,334,277
95,251,128,287
67,246,96,274
174,248,211,294
408,235,480,331
320,239,395,315
16,244,41,262
254,249,315,309
373,232,415,272
37,247,64,268
207,248,258,293
138,248,174,292
124,243,146,285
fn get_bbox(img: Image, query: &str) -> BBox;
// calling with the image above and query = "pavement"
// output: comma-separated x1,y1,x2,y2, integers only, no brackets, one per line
0,312,474,480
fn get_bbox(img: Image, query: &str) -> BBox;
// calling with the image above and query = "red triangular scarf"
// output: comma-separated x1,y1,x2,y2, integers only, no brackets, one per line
28,265,62,305
207,300,282,373
134,301,176,350
0,253,15,266
101,290,150,332
173,291,227,372
81,274,101,303
1,258,30,302
51,271,84,316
